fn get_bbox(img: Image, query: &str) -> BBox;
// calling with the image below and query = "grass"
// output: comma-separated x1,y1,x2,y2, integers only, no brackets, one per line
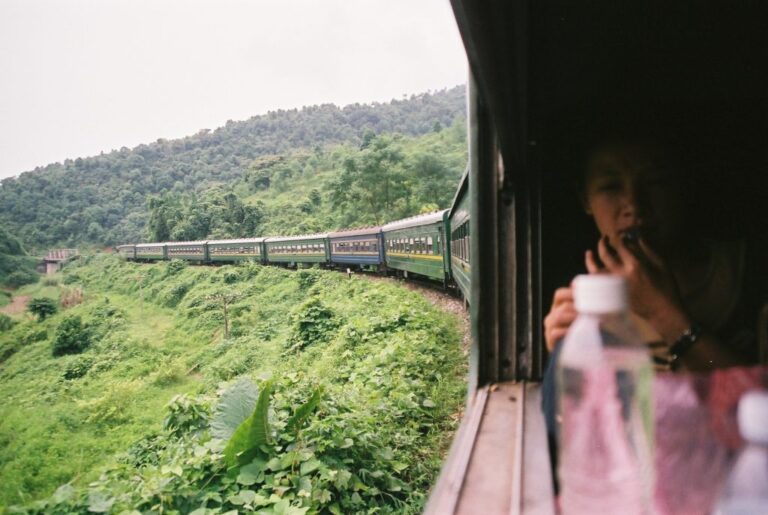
0,255,467,512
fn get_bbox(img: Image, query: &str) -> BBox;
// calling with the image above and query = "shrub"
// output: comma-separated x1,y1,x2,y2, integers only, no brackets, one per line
161,282,191,307
62,272,81,285
77,381,139,425
0,313,15,332
43,277,59,287
163,394,211,438
5,269,38,288
286,297,340,352
222,269,240,284
296,269,320,290
20,325,48,345
63,355,94,380
151,361,186,386
164,259,187,276
52,315,92,356
59,287,85,309
28,297,58,321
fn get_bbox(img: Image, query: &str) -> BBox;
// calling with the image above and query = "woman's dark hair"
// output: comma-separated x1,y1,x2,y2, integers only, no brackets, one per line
544,98,767,238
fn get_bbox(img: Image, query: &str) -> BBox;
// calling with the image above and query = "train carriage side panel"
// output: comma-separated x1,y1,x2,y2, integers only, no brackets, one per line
116,244,136,260
165,241,208,262
382,210,449,282
442,210,452,280
449,169,471,300
329,227,383,269
207,238,265,263
264,234,328,265
135,243,167,261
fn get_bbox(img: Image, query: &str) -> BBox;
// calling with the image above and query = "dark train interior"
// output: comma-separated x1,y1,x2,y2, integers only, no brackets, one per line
427,1,767,513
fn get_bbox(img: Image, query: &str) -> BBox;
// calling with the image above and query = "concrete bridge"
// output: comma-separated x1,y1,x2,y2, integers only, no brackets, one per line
43,249,79,274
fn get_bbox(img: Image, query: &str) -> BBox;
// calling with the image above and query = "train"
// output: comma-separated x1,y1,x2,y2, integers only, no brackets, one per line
117,169,472,300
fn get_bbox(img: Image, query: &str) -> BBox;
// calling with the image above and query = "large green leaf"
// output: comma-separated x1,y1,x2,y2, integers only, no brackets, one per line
211,377,260,441
223,381,272,468
285,386,324,435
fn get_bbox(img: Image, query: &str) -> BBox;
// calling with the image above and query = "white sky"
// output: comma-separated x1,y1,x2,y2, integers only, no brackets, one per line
0,0,467,180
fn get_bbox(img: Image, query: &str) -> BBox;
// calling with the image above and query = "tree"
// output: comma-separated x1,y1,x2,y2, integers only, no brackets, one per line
207,292,242,339
28,297,57,321
330,135,409,225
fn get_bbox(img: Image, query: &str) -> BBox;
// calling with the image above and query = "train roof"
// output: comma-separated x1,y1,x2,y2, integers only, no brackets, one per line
164,240,208,246
382,210,448,232
328,226,381,238
207,237,266,245
135,242,168,248
448,166,470,217
265,233,328,243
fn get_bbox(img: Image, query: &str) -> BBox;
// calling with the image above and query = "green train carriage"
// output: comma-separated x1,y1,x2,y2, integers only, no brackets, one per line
382,210,451,284
207,238,266,263
264,234,329,266
116,244,136,260
135,242,167,261
165,241,208,262
448,169,470,300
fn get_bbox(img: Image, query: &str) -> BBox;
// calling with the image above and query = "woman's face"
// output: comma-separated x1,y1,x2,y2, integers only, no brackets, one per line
584,143,686,253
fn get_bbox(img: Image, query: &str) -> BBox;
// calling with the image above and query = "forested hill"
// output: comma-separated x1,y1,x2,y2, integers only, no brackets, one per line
0,227,38,290
0,86,466,252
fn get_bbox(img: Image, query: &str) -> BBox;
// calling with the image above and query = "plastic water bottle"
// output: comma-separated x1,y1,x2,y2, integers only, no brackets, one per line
714,391,768,515
557,275,654,515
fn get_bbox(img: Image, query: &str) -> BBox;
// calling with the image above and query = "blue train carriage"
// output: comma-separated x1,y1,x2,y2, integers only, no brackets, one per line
328,227,384,271
135,242,167,261
207,238,266,264
116,244,136,260
165,240,209,262
448,168,470,301
264,234,329,267
382,210,450,285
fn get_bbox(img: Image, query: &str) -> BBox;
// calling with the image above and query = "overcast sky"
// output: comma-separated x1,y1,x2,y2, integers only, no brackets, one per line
0,0,467,180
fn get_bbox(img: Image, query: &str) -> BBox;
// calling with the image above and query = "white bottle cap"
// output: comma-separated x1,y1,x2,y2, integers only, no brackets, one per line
573,274,628,314
738,390,768,445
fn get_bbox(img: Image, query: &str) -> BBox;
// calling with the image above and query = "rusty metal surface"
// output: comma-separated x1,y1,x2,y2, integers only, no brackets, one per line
424,386,489,515
455,382,523,515
425,382,555,515
521,383,556,515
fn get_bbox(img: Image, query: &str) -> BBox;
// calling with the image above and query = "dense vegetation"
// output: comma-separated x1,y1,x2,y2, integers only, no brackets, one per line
0,87,465,252
146,123,466,241
0,227,39,291
0,256,466,513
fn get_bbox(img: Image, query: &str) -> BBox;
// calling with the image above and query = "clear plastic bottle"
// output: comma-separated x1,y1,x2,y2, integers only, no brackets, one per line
557,275,654,515
713,390,768,515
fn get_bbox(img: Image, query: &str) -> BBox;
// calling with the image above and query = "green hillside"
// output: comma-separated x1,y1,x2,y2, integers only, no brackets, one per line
0,256,466,512
0,87,466,252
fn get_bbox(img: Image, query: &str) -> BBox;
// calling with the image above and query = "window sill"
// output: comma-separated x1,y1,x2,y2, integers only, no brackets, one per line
425,382,555,515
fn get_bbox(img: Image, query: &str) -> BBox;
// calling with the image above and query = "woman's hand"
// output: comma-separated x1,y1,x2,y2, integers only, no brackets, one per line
586,235,691,342
544,287,577,352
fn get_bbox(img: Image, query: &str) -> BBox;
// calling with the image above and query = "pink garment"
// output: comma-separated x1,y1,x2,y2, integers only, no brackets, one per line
653,365,768,515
